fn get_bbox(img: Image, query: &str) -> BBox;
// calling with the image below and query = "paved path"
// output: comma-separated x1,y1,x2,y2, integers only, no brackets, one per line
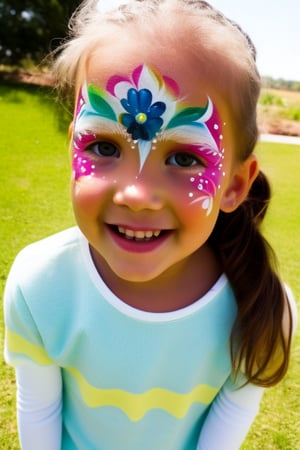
260,134,300,146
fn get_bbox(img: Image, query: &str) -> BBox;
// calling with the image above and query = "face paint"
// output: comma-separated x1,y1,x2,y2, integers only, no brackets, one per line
73,132,97,180
72,64,226,214
185,143,225,215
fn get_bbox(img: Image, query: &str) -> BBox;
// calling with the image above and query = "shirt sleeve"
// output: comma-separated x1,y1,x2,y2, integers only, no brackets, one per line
16,363,62,450
197,374,264,450
4,253,54,367
4,250,62,449
285,284,298,336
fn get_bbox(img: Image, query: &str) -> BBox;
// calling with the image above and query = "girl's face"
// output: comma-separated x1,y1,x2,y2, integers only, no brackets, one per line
71,39,251,285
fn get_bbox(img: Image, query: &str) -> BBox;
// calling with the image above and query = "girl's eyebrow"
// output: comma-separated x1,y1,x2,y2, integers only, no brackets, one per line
157,127,218,150
74,115,128,139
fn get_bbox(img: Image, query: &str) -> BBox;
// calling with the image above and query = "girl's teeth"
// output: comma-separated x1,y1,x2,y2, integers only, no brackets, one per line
117,227,161,240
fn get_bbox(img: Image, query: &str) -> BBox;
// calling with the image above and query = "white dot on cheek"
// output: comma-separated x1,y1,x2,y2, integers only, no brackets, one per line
189,192,194,198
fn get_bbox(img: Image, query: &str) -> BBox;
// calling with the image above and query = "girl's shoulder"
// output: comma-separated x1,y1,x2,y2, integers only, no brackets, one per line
14,227,80,264
9,227,82,284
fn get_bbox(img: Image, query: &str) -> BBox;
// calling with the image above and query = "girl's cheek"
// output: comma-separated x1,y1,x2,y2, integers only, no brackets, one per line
71,169,113,211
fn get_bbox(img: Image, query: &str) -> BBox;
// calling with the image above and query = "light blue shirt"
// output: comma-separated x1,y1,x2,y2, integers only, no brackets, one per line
5,227,258,450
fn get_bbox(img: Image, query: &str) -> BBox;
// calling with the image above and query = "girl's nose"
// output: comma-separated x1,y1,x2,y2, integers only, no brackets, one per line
113,181,164,212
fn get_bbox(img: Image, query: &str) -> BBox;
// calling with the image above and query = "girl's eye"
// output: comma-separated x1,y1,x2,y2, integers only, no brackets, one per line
87,141,120,158
166,152,203,168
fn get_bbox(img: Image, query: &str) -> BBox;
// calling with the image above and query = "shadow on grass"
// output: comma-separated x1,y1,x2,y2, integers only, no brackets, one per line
0,81,72,134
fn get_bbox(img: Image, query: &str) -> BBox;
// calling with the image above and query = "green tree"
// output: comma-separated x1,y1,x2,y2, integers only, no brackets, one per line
0,0,81,65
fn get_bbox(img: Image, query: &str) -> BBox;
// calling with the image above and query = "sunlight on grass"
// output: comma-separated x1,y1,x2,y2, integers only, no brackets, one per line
1,85,299,449
0,84,74,260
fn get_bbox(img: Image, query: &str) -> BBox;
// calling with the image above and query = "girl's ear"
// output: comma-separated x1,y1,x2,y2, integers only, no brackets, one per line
220,154,259,212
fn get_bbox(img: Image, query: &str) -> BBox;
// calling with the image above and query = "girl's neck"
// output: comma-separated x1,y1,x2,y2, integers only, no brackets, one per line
90,244,222,313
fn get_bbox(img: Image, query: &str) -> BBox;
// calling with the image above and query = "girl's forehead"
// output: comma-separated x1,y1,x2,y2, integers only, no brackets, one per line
78,36,236,152
83,39,218,106
77,16,245,134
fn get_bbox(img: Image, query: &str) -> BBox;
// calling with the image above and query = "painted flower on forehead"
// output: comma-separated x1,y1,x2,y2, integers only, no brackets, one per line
106,64,179,169
120,88,166,141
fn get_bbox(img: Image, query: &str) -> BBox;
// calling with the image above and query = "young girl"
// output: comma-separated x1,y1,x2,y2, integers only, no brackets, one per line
4,1,296,449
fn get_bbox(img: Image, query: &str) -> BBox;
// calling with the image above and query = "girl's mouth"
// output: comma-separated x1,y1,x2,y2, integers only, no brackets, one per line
107,225,171,252
117,226,162,241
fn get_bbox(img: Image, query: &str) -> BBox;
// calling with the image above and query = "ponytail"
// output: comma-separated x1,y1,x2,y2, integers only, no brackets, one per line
210,171,292,386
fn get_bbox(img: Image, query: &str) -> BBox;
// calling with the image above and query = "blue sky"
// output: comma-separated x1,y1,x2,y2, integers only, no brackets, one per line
209,0,300,81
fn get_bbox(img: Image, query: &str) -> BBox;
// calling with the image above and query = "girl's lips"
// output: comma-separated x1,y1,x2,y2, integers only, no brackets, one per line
106,225,172,253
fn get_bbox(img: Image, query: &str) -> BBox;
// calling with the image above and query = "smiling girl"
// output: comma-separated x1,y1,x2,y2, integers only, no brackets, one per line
4,1,296,449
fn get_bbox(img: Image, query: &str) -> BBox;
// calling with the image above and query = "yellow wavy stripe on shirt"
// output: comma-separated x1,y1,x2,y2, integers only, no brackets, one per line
66,366,218,421
6,329,53,365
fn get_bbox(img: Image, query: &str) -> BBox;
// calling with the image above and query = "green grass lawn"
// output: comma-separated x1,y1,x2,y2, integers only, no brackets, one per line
0,84,299,449
0,83,74,447
240,141,300,450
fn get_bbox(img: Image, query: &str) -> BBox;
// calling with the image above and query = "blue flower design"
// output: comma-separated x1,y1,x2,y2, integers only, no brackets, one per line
120,88,166,140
